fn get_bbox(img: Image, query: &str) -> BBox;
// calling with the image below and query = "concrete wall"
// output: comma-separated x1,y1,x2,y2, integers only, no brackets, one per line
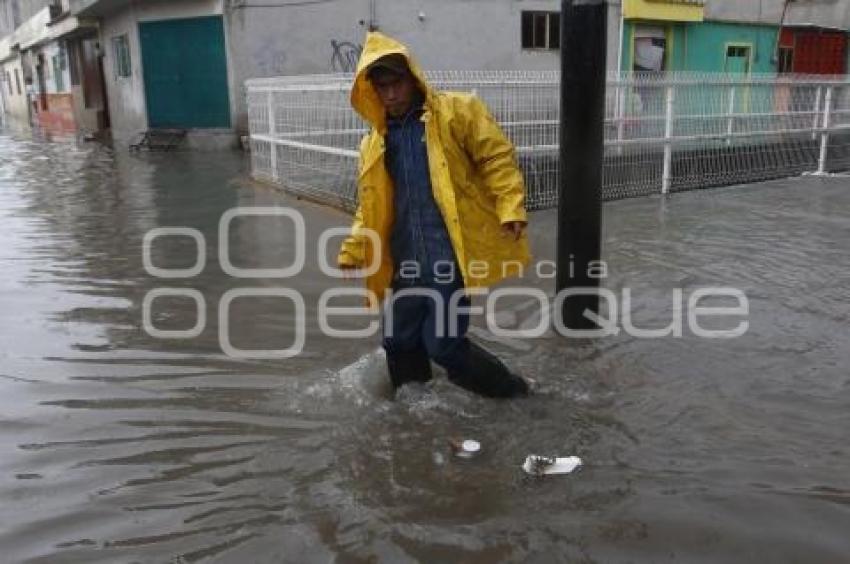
13,7,51,50
707,0,850,30
226,0,622,133
16,0,53,24
0,0,16,37
785,1,850,30
0,67,6,117
99,0,237,147
99,4,144,141
85,0,621,146
0,56,31,125
1,0,52,36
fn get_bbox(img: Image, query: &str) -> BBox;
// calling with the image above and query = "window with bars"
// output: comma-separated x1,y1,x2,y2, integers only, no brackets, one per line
52,49,67,92
521,11,560,50
53,54,64,91
112,34,132,78
724,44,752,74
777,47,794,73
69,43,80,86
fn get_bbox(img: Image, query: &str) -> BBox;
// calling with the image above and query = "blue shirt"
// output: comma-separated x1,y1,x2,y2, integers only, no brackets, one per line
385,102,459,284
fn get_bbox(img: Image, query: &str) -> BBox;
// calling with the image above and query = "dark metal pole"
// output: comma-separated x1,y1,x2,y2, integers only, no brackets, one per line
557,0,607,331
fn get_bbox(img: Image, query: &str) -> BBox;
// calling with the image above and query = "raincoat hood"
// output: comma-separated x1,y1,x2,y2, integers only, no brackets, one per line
350,32,433,133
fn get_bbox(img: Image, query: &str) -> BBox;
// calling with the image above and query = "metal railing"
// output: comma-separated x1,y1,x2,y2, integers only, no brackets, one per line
246,71,850,212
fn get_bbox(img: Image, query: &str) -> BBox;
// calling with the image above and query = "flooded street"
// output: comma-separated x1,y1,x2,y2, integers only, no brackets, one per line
1,129,848,563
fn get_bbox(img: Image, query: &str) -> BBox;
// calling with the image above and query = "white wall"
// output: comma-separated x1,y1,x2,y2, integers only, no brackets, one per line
226,0,621,132
86,0,622,145
99,4,144,141
0,57,31,124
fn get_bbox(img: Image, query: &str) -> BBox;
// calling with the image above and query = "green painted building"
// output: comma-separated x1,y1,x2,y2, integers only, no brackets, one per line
621,20,780,75
680,21,779,74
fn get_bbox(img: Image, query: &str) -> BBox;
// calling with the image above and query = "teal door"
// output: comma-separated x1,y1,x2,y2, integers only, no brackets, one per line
139,16,230,128
724,46,751,74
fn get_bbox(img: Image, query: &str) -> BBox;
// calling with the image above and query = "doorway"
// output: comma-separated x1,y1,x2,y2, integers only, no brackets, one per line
138,15,231,128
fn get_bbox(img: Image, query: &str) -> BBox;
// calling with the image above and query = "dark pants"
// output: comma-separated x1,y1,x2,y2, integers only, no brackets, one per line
381,276,470,372
381,273,530,398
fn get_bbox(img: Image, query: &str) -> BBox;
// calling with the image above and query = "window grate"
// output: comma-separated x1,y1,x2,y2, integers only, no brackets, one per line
521,12,560,51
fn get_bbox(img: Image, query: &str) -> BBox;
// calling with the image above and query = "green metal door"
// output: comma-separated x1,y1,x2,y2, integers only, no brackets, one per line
724,46,751,74
725,46,752,112
139,16,230,128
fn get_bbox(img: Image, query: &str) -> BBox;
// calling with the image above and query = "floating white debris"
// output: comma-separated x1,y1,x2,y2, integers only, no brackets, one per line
522,455,582,476
449,438,481,458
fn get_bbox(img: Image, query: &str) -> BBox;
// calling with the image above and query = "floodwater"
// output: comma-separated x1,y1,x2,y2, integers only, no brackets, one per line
0,128,848,563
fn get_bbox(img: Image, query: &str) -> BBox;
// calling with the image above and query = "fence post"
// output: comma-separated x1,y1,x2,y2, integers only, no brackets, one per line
661,84,674,195
817,86,833,175
268,90,278,181
725,86,736,147
811,86,822,141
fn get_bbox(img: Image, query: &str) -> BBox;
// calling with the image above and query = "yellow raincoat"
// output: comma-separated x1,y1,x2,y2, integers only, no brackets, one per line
337,32,531,308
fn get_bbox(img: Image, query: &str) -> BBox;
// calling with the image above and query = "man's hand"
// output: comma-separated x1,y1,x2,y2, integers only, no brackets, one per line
339,263,366,280
500,221,527,241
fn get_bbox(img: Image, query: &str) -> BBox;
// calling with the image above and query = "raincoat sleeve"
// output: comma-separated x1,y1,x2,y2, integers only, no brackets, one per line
336,137,370,268
461,96,528,225
337,202,367,267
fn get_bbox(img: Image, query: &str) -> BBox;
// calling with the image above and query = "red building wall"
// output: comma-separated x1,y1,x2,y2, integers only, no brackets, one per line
780,28,848,75
35,93,77,132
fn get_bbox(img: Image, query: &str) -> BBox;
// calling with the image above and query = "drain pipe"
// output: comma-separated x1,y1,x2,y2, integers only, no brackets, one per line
772,0,794,67
368,0,378,31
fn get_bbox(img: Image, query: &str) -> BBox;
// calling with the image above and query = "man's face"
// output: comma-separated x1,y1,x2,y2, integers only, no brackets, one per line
371,72,418,118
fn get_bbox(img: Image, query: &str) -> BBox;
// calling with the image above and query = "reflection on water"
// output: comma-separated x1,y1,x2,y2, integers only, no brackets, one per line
0,128,848,562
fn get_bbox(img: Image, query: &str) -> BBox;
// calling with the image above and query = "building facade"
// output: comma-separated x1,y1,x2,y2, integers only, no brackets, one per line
72,0,234,148
51,0,110,134
69,0,621,149
0,0,52,127
620,0,850,75
227,0,622,133
619,0,705,72
0,0,108,133
3,1,848,148
778,26,847,75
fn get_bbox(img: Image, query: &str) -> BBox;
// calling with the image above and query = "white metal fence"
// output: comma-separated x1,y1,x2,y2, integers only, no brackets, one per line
247,71,850,212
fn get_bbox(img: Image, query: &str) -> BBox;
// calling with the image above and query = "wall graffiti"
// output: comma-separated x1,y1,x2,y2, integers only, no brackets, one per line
330,40,362,73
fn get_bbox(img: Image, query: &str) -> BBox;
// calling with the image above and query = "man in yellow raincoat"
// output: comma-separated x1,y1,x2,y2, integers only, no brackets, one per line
338,32,531,398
